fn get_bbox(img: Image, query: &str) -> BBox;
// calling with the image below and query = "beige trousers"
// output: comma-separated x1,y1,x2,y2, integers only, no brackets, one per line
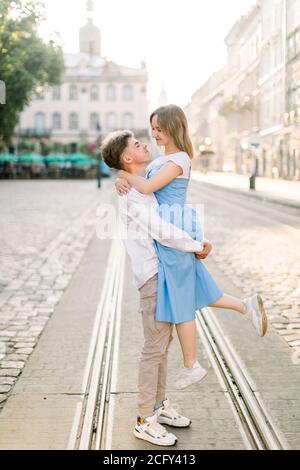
137,274,174,417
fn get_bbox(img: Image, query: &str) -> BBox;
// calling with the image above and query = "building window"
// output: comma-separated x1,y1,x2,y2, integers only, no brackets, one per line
123,85,133,101
123,112,133,129
69,113,78,130
52,113,62,130
35,112,45,130
90,113,99,130
106,112,117,131
69,84,78,100
90,85,99,101
107,85,116,101
35,90,45,100
52,86,61,100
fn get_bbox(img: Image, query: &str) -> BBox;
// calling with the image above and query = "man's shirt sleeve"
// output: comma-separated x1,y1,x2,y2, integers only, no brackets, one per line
123,190,203,253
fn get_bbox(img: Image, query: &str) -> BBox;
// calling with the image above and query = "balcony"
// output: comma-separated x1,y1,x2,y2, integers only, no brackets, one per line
283,109,300,127
238,95,255,111
19,128,53,138
218,95,239,115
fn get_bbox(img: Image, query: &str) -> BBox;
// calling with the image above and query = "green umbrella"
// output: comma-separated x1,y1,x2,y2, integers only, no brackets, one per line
0,153,17,162
44,153,68,163
67,152,90,162
75,159,97,166
18,153,44,163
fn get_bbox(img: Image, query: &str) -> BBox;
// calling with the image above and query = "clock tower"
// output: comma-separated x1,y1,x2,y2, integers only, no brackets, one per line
79,0,101,56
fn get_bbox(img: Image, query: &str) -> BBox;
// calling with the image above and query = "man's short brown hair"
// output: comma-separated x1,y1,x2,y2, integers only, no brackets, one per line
101,130,133,170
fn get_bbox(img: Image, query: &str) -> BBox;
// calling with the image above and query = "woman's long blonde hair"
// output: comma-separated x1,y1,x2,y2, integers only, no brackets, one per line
150,104,194,159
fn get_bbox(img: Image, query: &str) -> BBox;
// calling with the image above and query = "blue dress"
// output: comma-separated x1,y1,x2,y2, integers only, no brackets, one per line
145,163,223,324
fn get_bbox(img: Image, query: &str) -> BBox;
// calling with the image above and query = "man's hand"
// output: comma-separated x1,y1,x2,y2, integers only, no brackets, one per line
115,177,131,196
195,241,213,260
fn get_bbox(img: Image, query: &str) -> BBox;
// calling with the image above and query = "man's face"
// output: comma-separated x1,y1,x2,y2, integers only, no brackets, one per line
122,137,150,166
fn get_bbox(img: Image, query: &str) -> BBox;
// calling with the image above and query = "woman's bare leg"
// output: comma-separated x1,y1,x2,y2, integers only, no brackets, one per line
175,295,246,369
209,294,245,314
175,320,197,368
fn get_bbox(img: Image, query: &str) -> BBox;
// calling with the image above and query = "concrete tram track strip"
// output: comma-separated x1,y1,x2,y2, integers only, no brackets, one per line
196,308,289,450
68,238,125,450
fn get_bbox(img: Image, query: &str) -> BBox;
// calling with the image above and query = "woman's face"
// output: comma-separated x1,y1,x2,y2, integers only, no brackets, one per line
151,114,171,147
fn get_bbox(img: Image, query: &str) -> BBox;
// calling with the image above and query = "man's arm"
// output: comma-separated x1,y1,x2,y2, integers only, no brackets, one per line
123,191,204,253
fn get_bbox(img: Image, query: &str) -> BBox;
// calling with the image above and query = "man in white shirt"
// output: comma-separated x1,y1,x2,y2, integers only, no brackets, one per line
101,130,211,447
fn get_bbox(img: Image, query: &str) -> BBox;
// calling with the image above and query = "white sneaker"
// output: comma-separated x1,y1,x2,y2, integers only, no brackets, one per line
155,398,191,428
133,413,177,446
243,294,268,337
173,361,208,390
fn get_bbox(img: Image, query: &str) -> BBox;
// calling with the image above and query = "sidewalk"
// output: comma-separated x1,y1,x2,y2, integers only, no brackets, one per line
191,171,300,209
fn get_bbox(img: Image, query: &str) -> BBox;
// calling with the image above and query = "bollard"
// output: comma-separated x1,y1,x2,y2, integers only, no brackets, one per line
249,174,256,191
97,161,102,188
97,152,102,189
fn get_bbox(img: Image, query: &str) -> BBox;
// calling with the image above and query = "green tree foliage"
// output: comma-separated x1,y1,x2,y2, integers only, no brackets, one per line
0,0,64,146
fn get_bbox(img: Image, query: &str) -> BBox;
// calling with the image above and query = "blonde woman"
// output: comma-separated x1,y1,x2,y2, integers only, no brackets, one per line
116,104,268,390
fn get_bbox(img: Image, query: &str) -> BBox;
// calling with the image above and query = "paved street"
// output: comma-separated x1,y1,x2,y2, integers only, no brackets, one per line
0,177,300,449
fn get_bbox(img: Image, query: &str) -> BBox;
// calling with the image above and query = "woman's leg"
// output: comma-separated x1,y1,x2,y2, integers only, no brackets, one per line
175,296,246,368
209,293,268,337
209,294,245,314
175,320,197,368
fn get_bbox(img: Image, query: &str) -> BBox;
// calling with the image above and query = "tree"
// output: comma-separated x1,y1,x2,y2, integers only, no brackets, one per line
0,0,64,146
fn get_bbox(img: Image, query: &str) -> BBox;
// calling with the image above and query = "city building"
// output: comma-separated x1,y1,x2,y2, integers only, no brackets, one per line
259,0,286,178
217,2,262,174
185,69,226,170
282,0,300,179
18,0,149,148
227,1,261,174
185,0,300,180
186,3,261,173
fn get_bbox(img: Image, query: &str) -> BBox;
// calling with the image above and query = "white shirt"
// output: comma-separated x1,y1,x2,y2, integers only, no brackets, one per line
118,188,203,289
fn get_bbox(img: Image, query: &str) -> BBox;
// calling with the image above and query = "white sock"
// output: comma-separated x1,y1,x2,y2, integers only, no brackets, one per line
185,361,199,370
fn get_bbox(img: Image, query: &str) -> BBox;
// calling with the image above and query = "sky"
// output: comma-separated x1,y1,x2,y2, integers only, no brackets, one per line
39,0,256,108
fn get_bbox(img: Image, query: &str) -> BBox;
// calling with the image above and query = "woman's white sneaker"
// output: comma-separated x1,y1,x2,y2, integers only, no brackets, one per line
173,361,208,390
133,414,177,446
155,398,191,427
243,294,268,337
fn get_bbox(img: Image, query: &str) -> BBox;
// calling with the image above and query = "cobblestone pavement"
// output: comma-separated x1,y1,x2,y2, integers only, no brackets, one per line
0,179,112,409
188,180,300,365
